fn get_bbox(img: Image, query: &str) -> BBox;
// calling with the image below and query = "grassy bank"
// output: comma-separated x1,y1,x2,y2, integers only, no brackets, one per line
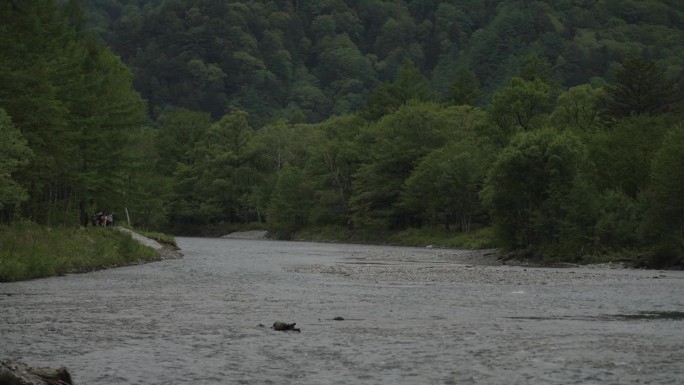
290,226,658,267
292,225,498,250
0,222,163,282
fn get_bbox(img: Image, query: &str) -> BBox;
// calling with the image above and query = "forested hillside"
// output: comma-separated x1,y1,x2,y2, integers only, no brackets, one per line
82,0,684,125
2,0,683,267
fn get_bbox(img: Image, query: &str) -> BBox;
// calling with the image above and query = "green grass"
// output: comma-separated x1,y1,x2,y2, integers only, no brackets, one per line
293,225,498,249
0,221,161,282
388,227,498,249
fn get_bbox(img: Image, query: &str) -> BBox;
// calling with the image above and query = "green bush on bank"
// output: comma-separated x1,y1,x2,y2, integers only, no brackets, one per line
0,221,160,282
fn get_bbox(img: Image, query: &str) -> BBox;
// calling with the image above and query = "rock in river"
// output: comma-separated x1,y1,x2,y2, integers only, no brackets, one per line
272,322,300,332
0,360,74,384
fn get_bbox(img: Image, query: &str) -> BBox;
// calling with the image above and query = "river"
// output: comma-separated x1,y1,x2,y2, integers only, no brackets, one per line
1,237,683,384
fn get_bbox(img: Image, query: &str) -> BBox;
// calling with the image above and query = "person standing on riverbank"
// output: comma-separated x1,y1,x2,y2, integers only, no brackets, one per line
92,212,115,226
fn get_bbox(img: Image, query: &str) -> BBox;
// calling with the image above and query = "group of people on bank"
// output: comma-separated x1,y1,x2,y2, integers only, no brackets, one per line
92,212,115,227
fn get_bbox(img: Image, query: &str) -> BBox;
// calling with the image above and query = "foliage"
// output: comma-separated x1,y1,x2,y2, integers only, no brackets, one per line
363,59,433,120
594,189,640,249
0,109,32,211
481,128,596,257
551,84,605,131
400,141,487,232
266,165,313,237
446,67,484,106
0,221,158,282
293,225,497,250
588,116,671,198
351,102,457,229
305,115,367,227
388,226,498,249
4,0,684,267
638,125,684,266
193,110,259,223
0,0,146,226
601,58,680,124
80,0,684,125
488,77,553,133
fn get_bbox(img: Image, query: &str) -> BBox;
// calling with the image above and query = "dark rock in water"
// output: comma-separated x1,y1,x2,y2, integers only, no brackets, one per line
0,360,74,384
333,316,345,321
272,321,300,332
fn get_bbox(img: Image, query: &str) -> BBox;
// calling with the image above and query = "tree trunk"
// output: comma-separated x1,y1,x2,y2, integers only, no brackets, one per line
79,199,89,227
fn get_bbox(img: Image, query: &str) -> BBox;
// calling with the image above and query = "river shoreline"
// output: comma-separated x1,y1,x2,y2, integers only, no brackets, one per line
223,229,643,270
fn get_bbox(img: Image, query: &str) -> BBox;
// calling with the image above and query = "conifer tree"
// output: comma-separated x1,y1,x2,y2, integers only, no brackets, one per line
602,58,679,123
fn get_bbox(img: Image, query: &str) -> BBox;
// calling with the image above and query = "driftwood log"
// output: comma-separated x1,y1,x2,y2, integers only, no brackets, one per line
271,322,300,332
0,360,73,385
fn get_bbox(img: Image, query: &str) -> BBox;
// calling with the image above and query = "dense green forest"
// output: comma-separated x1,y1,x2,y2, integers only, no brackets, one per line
1,0,683,267
82,0,684,125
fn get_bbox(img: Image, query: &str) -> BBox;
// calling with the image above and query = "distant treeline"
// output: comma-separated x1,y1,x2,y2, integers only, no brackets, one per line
1,0,683,267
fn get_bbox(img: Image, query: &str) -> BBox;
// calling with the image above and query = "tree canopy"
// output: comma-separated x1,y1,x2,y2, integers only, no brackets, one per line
80,0,684,125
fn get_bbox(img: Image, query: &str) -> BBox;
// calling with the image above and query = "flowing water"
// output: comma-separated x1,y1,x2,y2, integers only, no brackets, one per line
1,237,683,384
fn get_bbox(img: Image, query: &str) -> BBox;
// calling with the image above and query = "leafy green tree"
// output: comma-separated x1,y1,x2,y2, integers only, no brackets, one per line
253,119,315,174
0,109,32,212
392,58,432,102
362,82,399,121
0,0,75,223
285,67,332,123
305,114,366,227
193,110,261,224
373,10,419,78
481,128,597,257
119,126,167,229
550,84,605,131
400,141,487,231
152,108,211,229
66,40,147,226
488,76,552,132
363,59,432,120
639,125,684,266
466,3,546,92
518,55,562,89
593,189,639,249
155,108,211,176
251,120,317,224
314,33,375,114
446,66,483,106
1,0,146,226
588,115,670,198
351,102,456,229
266,164,313,237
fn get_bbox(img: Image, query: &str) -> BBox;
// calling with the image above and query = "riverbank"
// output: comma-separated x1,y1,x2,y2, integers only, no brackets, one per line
221,225,650,268
0,222,181,282
292,226,497,250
